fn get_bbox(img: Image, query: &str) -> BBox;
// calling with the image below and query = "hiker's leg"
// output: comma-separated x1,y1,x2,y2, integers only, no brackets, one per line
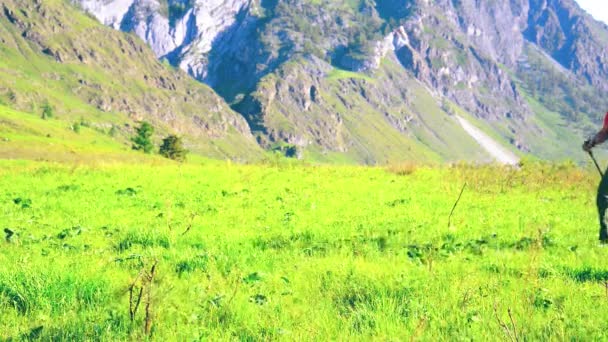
597,175,608,241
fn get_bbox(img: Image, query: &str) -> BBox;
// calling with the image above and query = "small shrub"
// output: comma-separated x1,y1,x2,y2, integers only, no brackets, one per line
249,294,268,305
72,122,81,133
0,282,29,314
13,197,32,209
57,226,83,240
270,142,298,158
79,117,90,127
243,272,264,284
116,231,170,252
116,187,137,196
159,135,187,161
131,121,154,153
532,288,553,309
41,102,53,119
175,255,209,276
4,228,14,242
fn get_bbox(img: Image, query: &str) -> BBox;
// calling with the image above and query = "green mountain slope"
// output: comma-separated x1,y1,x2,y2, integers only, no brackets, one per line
0,0,262,161
75,0,608,164
237,55,499,164
0,104,164,163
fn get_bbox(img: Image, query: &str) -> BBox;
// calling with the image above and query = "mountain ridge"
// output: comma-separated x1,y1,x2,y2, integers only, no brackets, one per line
3,0,608,164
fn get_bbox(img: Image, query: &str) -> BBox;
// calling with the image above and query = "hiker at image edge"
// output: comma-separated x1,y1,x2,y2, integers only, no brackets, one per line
583,111,608,242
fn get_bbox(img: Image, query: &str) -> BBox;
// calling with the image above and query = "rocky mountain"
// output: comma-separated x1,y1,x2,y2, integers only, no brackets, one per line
0,0,262,160
10,0,608,163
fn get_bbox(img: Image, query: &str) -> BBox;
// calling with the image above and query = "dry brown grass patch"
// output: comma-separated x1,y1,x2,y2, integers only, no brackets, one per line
386,161,418,176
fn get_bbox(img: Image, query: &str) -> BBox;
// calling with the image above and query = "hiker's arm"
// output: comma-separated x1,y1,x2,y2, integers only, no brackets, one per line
584,129,608,151
596,130,608,145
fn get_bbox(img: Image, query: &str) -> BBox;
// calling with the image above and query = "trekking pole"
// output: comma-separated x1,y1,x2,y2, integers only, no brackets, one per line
589,150,604,178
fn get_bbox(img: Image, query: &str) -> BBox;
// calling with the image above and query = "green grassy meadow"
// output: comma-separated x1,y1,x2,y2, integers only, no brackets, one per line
2,158,608,340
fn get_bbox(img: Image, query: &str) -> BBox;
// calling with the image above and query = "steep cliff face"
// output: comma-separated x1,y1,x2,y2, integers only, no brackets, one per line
388,2,531,121
77,0,252,80
74,0,608,163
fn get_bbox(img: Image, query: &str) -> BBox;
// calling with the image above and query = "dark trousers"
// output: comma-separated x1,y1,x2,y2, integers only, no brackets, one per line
597,172,608,241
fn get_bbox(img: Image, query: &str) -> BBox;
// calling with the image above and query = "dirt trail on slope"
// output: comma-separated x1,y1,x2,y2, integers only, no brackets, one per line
456,115,519,165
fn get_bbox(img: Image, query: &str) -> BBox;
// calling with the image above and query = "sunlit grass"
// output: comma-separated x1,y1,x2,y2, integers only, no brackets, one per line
326,67,375,82
0,159,605,339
